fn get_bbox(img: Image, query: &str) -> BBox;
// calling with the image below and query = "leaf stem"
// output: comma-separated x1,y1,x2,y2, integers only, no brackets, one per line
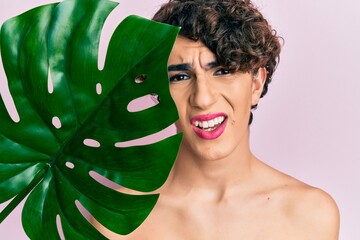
0,166,48,223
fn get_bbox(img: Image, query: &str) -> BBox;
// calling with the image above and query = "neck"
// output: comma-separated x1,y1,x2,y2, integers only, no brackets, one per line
163,133,255,201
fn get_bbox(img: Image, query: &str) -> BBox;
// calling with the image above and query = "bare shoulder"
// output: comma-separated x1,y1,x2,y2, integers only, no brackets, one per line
260,162,340,239
285,183,340,239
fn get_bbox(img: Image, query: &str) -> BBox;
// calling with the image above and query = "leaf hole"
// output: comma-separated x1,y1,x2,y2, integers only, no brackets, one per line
98,4,124,70
0,53,20,122
83,139,101,148
115,123,176,148
56,215,65,240
48,67,54,94
65,162,74,169
127,93,160,113
75,200,92,221
75,200,117,237
96,83,102,95
52,116,62,129
89,171,121,190
89,171,144,195
135,74,147,83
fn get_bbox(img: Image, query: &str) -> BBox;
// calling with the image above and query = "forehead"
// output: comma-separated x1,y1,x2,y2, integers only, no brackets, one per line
168,36,217,67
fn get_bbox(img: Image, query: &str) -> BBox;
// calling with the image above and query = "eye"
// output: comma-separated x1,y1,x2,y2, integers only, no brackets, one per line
169,74,190,83
214,68,231,76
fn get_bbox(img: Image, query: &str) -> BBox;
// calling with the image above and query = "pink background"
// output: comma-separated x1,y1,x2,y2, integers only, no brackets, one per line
1,0,359,239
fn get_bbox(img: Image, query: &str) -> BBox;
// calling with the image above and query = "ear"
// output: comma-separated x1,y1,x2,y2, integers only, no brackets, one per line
251,67,267,106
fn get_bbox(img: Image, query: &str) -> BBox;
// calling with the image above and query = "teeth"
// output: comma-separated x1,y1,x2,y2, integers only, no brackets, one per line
208,120,215,127
194,116,225,129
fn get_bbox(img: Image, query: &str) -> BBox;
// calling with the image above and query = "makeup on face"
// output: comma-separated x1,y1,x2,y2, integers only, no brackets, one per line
168,36,254,155
191,113,228,140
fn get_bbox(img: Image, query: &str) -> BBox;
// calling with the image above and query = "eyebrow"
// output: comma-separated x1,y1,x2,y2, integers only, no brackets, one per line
168,63,191,72
206,61,220,69
167,61,220,72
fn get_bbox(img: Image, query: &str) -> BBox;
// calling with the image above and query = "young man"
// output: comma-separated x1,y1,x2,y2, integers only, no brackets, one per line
98,0,340,239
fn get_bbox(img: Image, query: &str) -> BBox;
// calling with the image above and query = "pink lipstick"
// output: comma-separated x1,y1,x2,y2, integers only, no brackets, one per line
191,113,228,140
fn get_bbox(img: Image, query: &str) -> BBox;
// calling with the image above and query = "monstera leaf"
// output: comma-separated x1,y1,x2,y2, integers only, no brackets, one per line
0,0,181,238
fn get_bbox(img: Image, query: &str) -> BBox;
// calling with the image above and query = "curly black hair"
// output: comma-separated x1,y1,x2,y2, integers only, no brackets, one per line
153,0,282,124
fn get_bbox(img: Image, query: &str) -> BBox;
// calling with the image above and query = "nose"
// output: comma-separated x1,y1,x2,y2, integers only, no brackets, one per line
189,74,217,110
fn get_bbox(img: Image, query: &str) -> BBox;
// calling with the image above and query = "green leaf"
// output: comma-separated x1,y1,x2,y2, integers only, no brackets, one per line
0,0,181,238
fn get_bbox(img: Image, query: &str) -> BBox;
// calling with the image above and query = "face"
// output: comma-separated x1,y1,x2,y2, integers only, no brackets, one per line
167,36,266,161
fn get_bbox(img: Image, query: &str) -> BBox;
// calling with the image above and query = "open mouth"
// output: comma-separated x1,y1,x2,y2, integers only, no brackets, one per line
191,113,228,140
193,116,226,132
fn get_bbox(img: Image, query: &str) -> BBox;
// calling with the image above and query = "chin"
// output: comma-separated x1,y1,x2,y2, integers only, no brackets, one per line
182,138,235,162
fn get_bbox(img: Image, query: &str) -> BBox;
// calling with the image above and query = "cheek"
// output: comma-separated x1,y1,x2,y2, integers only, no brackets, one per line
170,86,186,111
228,90,253,121
226,86,252,106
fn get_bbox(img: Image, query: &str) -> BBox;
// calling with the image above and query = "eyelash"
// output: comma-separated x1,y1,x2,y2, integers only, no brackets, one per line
214,68,231,76
169,68,231,82
169,74,190,82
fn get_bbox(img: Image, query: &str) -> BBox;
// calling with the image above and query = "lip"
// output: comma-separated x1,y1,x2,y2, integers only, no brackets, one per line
191,113,228,140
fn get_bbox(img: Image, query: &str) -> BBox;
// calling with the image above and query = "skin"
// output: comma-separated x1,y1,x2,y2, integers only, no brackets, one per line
94,36,340,239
